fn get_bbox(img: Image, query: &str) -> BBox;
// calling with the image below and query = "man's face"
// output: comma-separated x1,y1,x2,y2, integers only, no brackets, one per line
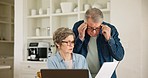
86,18,102,37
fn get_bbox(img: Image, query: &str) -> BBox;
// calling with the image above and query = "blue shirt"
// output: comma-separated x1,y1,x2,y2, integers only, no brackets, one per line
72,20,125,78
47,52,92,78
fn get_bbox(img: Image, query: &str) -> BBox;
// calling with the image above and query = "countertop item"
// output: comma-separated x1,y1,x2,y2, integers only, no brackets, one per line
60,2,75,13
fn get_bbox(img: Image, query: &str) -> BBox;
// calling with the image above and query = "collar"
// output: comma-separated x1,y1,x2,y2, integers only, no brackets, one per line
56,52,76,62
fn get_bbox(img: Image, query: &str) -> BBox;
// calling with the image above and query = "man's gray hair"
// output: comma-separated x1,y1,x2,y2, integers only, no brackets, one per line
85,8,103,23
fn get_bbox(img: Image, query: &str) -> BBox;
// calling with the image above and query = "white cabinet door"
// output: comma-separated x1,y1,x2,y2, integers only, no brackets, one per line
21,74,37,78
0,69,12,78
21,62,47,78
0,58,13,78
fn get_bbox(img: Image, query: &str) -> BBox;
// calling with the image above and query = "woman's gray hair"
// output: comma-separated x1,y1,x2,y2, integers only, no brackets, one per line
53,27,75,48
85,8,103,23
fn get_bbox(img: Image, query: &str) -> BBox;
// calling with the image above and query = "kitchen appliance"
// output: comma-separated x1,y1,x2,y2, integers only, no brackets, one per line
27,42,52,61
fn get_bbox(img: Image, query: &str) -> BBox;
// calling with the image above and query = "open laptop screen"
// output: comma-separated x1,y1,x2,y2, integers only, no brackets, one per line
41,69,89,78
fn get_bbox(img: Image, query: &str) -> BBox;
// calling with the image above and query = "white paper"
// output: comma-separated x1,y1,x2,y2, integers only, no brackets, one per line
95,61,119,78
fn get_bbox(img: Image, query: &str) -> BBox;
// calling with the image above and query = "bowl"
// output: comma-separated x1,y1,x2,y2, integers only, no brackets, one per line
60,2,75,13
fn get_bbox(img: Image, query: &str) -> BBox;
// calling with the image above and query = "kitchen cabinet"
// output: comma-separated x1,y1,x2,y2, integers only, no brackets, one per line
0,57,13,78
0,0,14,58
24,0,110,38
23,0,110,61
0,1,14,43
20,61,47,78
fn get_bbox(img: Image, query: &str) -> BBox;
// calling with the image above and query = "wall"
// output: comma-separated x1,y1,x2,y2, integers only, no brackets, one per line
14,0,24,78
141,0,148,78
111,0,143,78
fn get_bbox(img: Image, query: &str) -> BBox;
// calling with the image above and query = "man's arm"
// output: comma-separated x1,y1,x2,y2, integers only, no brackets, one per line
72,20,85,53
107,25,124,61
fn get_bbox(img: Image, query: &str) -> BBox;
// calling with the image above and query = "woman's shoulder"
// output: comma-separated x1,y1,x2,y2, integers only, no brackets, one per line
73,53,85,60
47,55,56,62
47,53,59,61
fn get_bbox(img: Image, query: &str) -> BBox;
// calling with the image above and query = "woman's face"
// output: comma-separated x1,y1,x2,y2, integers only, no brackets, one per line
57,35,74,54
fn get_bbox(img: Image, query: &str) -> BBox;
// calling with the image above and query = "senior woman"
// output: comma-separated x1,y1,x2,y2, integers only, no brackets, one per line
47,27,92,78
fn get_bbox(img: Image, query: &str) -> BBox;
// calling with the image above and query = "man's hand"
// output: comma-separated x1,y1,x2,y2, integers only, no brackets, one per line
101,24,111,41
78,22,87,41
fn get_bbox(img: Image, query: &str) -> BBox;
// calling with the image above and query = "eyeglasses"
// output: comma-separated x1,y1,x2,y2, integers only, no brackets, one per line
87,27,101,32
61,40,75,46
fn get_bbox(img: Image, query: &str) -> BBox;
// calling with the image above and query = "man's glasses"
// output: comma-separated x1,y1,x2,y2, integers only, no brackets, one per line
87,26,101,32
61,40,75,46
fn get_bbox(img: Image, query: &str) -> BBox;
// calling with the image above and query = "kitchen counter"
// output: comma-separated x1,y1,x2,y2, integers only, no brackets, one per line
0,65,11,69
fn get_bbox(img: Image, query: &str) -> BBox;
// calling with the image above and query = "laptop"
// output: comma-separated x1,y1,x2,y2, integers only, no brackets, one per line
41,69,89,78
95,61,119,78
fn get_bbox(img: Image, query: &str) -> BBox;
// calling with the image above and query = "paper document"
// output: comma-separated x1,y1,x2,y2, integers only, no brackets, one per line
95,61,119,78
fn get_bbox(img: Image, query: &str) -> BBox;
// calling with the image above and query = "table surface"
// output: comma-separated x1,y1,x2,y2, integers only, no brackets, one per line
0,65,11,69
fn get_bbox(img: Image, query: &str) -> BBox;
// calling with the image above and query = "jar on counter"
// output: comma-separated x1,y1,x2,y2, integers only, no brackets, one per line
31,9,37,16
39,8,43,15
36,27,40,36
47,8,50,15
